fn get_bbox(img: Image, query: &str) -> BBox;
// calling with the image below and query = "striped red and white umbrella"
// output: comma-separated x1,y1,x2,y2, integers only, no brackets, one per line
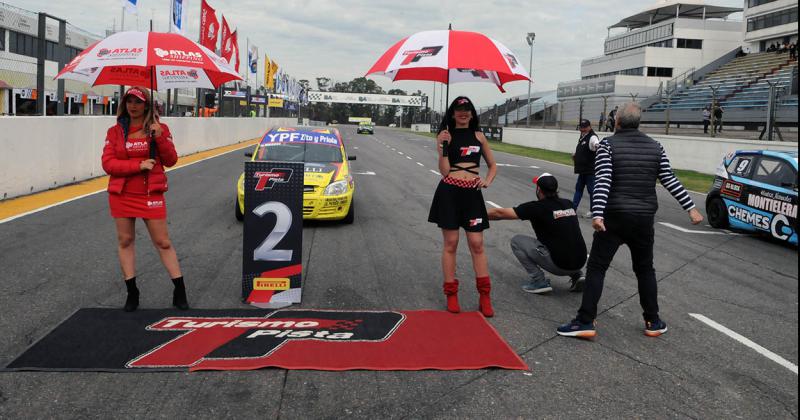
366,30,530,92
55,31,241,89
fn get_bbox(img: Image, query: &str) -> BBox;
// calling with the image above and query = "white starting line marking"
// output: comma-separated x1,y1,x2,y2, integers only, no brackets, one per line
430,169,441,176
689,313,798,375
406,156,413,160
416,162,425,167
353,171,376,175
658,222,729,235
398,151,404,155
485,201,501,208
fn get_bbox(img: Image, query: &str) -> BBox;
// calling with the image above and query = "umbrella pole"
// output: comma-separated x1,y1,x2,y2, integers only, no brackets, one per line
149,65,157,160
445,23,451,109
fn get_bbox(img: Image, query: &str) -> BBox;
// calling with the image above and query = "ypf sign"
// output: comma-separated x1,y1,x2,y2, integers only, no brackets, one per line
243,161,304,307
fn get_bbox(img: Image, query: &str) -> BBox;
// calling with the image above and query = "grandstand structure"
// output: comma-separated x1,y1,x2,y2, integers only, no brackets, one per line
642,0,799,127
555,0,745,126
643,50,797,126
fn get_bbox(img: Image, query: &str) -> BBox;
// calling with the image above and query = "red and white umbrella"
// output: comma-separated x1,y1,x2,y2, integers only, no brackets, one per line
55,31,241,90
366,30,530,93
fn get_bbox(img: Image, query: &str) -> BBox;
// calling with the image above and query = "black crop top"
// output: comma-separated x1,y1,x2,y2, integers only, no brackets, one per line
445,128,483,175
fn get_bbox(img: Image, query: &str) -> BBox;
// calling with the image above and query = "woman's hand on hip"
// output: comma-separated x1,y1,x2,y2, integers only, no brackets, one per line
139,159,156,171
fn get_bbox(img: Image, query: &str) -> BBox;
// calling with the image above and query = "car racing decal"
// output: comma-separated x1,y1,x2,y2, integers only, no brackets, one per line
262,131,340,147
720,180,744,200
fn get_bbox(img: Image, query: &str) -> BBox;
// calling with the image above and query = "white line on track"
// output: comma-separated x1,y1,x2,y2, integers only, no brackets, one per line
430,169,441,176
398,151,404,155
485,201,501,208
689,313,798,375
416,162,425,167
406,156,412,160
0,142,255,225
658,222,729,235
353,171,376,176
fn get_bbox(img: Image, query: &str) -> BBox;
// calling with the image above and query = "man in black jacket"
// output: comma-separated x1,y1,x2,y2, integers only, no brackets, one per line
572,119,600,217
557,102,704,339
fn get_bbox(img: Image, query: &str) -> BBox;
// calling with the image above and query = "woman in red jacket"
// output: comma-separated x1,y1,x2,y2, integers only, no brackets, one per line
102,86,188,312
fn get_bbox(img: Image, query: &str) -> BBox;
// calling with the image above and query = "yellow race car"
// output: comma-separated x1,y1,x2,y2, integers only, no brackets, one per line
236,126,356,223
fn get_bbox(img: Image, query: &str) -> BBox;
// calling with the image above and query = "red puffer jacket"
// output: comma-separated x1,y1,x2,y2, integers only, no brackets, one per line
101,121,178,194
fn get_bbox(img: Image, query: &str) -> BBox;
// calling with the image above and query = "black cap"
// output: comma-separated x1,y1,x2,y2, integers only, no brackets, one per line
453,97,471,110
579,119,591,128
532,173,558,192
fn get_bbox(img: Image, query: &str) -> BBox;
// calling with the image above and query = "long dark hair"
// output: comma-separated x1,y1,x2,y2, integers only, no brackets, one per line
438,96,479,133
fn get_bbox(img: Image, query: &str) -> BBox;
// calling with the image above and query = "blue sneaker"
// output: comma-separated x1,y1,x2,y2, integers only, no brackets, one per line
556,318,597,338
644,319,668,337
522,278,552,294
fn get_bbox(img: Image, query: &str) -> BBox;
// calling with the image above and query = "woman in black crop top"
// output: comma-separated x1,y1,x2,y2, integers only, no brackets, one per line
428,96,497,317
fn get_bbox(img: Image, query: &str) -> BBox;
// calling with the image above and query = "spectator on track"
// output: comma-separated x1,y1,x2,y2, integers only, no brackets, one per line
556,102,703,339
572,119,600,216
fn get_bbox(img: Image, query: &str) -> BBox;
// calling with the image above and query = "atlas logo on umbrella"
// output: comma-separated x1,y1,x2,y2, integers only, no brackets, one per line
401,46,443,65
154,47,203,61
97,47,143,58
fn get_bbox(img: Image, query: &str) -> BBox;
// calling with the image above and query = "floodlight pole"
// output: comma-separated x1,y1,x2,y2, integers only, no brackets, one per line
526,32,535,127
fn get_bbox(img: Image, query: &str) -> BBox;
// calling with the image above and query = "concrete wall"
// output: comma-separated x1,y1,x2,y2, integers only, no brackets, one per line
0,116,297,200
503,127,798,174
411,123,432,132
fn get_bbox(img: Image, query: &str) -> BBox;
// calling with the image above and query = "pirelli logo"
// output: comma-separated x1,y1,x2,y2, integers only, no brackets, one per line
254,278,290,291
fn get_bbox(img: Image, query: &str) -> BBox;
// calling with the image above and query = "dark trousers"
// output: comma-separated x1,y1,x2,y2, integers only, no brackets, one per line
577,213,659,324
572,174,595,210
703,119,710,133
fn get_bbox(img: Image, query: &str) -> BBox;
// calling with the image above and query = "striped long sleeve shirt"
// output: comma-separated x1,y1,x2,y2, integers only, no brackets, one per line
591,140,695,219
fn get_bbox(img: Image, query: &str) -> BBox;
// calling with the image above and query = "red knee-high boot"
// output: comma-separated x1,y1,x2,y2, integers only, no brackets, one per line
443,280,461,313
476,276,494,317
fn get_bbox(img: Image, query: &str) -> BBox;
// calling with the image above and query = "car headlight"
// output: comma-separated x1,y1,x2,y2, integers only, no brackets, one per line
324,179,349,196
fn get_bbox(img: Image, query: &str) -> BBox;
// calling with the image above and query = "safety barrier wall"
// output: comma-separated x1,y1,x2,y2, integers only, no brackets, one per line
502,127,798,175
0,116,297,200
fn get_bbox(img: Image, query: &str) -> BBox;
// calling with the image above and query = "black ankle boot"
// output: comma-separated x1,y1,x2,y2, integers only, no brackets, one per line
171,276,189,310
124,277,139,312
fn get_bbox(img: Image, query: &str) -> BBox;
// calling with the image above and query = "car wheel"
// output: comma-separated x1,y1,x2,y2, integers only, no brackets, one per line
706,197,728,229
235,199,244,222
342,201,355,224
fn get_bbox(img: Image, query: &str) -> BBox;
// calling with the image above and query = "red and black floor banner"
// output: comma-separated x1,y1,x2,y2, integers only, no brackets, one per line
6,308,528,372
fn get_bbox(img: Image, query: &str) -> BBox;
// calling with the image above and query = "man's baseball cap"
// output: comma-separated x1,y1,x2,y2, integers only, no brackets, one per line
578,119,591,128
532,173,558,192
124,87,147,102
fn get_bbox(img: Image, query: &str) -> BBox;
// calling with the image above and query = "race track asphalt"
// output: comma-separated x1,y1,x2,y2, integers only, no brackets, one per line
0,125,796,419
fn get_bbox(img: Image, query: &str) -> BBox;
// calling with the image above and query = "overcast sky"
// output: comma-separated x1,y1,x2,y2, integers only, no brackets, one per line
13,0,743,110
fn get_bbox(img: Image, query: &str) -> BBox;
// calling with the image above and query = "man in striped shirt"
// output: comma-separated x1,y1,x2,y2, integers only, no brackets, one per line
557,102,704,339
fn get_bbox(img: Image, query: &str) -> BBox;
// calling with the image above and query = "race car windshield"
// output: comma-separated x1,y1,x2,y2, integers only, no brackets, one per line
256,143,342,163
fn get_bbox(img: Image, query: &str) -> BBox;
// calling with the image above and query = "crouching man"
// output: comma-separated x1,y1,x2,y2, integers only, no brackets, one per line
488,173,587,294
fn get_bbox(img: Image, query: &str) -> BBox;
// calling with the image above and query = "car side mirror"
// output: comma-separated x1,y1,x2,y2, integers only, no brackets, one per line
244,152,253,158
348,155,357,161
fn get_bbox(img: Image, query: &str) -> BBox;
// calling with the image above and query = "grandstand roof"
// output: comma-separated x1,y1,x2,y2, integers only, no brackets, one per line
609,0,742,29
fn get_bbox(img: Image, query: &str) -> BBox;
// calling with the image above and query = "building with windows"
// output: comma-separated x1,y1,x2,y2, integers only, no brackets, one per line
0,1,196,116
742,0,797,52
556,0,743,125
